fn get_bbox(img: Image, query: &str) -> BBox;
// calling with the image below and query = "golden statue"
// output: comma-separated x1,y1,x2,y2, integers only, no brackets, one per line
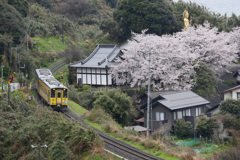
183,10,191,29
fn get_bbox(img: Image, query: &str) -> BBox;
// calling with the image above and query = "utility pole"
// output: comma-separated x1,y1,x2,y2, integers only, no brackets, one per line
8,83,10,105
31,144,48,160
18,54,20,74
26,20,29,54
62,16,64,44
146,52,151,137
1,62,4,93
142,50,151,137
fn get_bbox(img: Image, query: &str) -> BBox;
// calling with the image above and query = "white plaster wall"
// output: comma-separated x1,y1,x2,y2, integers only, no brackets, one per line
224,92,232,100
232,88,240,100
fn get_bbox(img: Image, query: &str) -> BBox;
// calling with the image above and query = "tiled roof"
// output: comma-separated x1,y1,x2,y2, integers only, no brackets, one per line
69,44,121,68
222,85,240,93
141,90,209,110
158,91,209,110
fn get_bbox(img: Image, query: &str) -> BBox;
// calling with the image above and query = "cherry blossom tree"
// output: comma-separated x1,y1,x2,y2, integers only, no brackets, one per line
110,22,239,91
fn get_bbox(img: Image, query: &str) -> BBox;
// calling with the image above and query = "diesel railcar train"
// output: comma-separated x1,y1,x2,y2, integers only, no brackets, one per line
36,69,68,110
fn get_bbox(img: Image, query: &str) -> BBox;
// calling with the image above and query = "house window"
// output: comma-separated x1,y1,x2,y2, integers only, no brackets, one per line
174,112,176,120
183,110,185,116
237,92,240,99
177,111,182,119
156,112,164,121
196,107,201,116
186,109,191,116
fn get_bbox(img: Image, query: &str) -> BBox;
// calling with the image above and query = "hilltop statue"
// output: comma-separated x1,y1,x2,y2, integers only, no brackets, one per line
183,10,191,29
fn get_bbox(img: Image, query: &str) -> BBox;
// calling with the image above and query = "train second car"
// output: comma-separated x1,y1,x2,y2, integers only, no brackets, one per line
36,69,68,110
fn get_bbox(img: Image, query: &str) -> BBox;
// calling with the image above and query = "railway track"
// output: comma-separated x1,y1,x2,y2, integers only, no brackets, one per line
49,61,163,160
49,60,67,74
65,107,163,160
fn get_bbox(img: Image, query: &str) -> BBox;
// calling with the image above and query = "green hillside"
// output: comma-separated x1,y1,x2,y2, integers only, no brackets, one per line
0,0,240,159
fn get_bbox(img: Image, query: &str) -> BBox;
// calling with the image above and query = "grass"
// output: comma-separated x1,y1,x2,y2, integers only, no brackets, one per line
53,63,69,84
0,91,103,159
113,135,180,160
68,100,88,115
33,36,69,52
68,101,179,160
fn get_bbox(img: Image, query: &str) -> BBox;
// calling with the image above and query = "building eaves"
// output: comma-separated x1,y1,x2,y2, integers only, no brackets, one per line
222,85,240,94
158,99,210,110
141,90,210,110
68,44,120,68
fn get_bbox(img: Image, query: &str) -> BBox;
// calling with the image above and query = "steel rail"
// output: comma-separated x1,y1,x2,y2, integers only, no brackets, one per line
48,61,163,160
64,108,163,160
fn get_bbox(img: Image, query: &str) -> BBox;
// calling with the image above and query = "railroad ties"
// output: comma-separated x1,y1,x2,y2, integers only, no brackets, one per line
49,61,163,160
64,107,163,160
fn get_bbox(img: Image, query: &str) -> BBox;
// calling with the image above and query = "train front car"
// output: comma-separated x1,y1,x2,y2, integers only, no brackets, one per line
36,69,68,111
50,87,68,110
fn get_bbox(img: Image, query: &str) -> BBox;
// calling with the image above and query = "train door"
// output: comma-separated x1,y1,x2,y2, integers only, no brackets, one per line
56,90,62,106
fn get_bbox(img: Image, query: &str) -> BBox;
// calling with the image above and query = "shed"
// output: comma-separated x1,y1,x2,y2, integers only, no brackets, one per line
124,125,147,135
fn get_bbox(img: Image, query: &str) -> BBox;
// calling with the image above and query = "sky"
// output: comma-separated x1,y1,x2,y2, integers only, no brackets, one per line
172,0,240,17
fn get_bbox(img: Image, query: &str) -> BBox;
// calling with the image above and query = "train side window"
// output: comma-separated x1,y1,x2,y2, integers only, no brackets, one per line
51,90,55,98
58,92,61,98
63,90,67,98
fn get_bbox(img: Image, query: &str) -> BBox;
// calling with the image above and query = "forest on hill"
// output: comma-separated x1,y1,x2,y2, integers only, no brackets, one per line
1,0,240,83
1,0,240,159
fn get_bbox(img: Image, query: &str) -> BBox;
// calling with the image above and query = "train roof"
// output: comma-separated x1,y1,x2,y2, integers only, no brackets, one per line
36,69,67,89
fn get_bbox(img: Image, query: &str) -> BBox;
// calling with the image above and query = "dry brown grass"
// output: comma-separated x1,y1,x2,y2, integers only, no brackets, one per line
101,120,198,159
88,143,106,159
86,107,198,159
103,123,122,134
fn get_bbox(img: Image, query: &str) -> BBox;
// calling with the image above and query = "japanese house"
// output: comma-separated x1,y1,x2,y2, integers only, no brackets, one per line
140,91,210,132
222,85,240,100
69,44,122,86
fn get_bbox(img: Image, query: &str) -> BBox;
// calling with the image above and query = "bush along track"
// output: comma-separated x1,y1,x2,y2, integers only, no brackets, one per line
64,105,163,160
0,92,105,159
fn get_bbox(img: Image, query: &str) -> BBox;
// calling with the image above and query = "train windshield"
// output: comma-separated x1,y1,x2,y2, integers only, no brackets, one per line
63,89,67,98
51,90,55,98
58,92,61,98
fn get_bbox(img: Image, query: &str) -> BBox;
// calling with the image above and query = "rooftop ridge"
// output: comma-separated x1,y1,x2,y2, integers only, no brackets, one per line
81,45,100,65
158,100,210,110
68,59,83,67
98,45,117,65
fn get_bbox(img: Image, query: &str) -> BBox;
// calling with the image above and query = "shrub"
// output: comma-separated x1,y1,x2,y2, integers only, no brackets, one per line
0,93,102,159
220,99,240,118
93,88,138,126
53,0,97,18
152,123,172,140
222,114,240,131
174,119,193,139
34,0,51,9
8,0,29,17
82,85,91,91
85,108,113,124
196,114,219,139
212,148,240,160
49,140,70,159
62,47,86,63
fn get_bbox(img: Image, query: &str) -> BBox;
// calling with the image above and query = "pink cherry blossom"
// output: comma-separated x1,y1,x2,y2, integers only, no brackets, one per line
111,22,239,91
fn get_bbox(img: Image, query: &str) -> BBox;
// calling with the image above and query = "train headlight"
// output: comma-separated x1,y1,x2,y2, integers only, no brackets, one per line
63,100,67,104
